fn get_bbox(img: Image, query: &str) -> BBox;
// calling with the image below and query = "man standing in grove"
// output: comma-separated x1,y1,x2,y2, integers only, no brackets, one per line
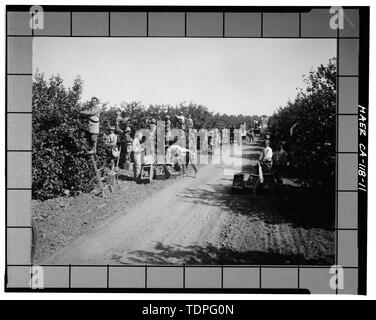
256,139,273,184
132,132,146,181
165,115,172,143
104,126,119,170
272,142,288,184
146,118,157,163
123,126,133,166
259,139,273,171
80,97,101,155
176,114,186,130
230,125,235,144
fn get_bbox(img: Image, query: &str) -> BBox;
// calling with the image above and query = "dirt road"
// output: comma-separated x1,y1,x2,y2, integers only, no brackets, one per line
43,143,334,265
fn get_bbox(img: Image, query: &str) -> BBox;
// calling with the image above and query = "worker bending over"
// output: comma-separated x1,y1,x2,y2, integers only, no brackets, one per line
166,142,198,178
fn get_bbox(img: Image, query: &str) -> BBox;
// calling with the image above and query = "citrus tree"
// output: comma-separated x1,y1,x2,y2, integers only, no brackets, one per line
268,58,336,190
32,73,106,200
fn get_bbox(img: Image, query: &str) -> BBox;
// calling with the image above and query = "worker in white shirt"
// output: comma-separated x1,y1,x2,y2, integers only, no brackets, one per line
176,115,186,130
166,142,198,178
251,139,273,184
187,117,193,129
241,124,247,143
104,126,119,170
145,118,157,164
132,132,146,180
259,140,273,171
105,126,118,147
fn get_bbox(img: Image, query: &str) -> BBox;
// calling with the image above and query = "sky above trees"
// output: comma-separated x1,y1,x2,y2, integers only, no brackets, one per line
33,38,336,116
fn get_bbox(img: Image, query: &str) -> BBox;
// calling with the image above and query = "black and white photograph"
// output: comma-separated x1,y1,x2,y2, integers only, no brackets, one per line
31,37,337,266
5,3,370,296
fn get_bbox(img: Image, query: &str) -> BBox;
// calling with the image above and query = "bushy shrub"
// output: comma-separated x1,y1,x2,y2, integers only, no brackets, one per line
32,73,103,200
268,59,336,190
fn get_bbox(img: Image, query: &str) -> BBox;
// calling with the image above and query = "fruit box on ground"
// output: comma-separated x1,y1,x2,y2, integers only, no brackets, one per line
140,164,153,183
154,164,166,180
165,164,181,179
232,172,245,191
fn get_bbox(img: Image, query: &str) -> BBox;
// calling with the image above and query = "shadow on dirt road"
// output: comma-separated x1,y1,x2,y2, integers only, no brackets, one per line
114,242,333,265
178,183,335,230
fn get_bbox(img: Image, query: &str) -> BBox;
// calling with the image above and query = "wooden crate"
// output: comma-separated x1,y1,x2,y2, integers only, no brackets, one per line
165,164,181,179
244,174,258,189
140,164,153,183
154,164,166,180
232,172,245,192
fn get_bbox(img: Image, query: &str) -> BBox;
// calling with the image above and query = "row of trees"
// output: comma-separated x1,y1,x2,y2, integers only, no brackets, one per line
32,72,262,200
33,58,336,200
267,58,336,190
99,102,262,134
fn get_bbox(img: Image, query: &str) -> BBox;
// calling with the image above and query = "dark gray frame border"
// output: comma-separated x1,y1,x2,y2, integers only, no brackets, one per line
5,5,368,295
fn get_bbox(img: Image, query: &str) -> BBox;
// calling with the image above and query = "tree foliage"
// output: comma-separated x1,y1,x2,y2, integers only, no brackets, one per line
33,72,98,200
268,58,336,189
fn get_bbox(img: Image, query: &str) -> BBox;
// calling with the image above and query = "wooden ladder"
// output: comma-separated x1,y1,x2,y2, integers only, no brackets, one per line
89,154,109,197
